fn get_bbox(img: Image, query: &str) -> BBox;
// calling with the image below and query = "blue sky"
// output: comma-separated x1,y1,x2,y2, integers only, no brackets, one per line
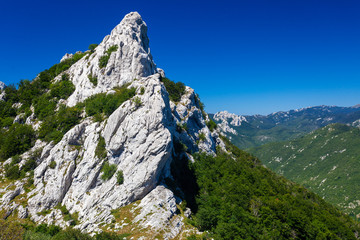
0,0,359,115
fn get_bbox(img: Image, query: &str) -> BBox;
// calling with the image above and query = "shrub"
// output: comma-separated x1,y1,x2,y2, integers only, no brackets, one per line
84,85,136,119
106,45,118,54
88,44,98,52
88,73,98,86
23,230,52,240
33,95,57,121
22,156,37,173
98,45,118,69
0,123,35,161
161,77,185,102
101,162,117,181
198,133,206,143
49,160,56,169
0,117,14,128
132,96,142,108
206,119,217,132
95,136,107,159
52,228,92,240
50,74,75,99
140,87,145,95
116,170,124,185
59,205,69,215
38,105,82,143
4,163,20,180
98,55,110,69
95,231,130,240
194,94,207,119
48,52,86,77
17,79,43,107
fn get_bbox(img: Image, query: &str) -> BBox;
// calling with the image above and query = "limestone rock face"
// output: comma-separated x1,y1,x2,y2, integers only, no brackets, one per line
25,73,216,234
0,12,221,238
65,12,157,106
213,110,248,135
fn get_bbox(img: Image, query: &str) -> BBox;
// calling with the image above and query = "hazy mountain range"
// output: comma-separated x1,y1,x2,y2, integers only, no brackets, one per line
210,105,360,149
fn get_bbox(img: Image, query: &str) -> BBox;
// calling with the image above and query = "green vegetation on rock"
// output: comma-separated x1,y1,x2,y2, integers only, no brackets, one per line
84,84,135,121
38,105,82,143
101,162,117,181
161,77,185,102
50,73,75,99
99,45,118,69
116,170,124,185
95,136,107,159
88,73,98,86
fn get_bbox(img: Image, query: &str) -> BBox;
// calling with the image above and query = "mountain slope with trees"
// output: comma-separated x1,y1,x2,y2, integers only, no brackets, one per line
249,123,360,220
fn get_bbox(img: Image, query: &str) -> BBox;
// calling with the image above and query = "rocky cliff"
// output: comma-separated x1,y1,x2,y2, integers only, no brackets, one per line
0,12,220,239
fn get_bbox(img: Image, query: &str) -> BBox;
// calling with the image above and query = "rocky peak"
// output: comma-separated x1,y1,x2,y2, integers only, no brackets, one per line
0,12,223,238
66,11,157,106
60,53,73,63
214,110,247,126
0,81,6,90
0,81,6,100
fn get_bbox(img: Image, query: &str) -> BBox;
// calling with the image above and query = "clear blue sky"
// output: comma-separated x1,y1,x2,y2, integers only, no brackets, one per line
1,0,359,115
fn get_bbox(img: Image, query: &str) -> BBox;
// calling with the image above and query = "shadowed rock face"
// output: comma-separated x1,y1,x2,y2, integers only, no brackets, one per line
0,12,220,237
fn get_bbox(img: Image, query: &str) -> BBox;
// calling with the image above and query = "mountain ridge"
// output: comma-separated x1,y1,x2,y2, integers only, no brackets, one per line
211,104,360,149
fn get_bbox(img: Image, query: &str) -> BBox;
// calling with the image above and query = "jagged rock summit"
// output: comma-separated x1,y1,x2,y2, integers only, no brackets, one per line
0,12,220,239
0,81,6,91
66,11,157,107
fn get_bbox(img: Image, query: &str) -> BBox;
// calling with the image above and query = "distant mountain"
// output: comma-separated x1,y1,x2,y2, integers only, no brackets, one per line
210,105,360,149
249,123,360,219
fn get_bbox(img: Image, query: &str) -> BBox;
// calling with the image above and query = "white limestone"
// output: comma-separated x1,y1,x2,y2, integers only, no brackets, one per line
0,12,222,238
64,12,157,106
